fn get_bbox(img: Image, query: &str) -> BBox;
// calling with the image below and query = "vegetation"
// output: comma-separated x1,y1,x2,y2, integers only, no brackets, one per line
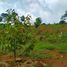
0,9,67,66
59,11,67,24
0,9,67,55
34,17,42,28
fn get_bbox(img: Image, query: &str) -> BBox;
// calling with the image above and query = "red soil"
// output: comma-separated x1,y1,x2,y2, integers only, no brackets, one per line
0,50,67,67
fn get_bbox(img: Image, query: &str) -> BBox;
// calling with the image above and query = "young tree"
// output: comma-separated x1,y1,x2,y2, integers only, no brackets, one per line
1,9,18,24
0,9,35,64
6,9,18,24
23,15,31,27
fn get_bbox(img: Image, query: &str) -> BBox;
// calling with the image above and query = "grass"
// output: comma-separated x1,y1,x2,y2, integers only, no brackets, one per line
29,40,67,59
30,52,52,59
33,41,67,54
34,41,56,51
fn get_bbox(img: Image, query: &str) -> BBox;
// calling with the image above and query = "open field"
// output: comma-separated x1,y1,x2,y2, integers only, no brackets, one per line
0,9,67,67
0,23,67,67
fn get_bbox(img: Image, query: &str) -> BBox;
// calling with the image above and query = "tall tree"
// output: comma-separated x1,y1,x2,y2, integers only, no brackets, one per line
1,13,8,22
0,16,2,22
60,11,67,24
21,15,25,21
34,17,42,28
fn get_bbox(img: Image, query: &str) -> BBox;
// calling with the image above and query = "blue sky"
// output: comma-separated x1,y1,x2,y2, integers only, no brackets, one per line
0,0,67,23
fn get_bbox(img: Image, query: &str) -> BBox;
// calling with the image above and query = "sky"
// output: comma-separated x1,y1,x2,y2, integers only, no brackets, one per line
0,0,67,23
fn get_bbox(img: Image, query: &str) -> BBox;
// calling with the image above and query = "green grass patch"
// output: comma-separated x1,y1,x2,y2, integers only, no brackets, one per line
30,52,52,59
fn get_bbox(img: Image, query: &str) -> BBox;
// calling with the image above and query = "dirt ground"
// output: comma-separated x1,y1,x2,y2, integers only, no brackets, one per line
0,50,67,67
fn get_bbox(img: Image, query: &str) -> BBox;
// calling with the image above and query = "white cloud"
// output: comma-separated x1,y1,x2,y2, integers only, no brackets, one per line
0,0,67,23
45,0,58,4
